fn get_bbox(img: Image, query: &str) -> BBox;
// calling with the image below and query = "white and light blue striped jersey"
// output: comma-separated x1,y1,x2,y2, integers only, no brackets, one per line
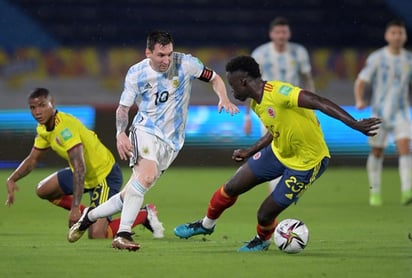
251,42,311,86
358,47,412,126
119,52,206,151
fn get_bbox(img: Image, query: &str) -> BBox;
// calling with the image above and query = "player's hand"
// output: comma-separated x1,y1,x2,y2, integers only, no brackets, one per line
68,206,82,228
353,117,382,136
232,148,251,162
218,99,240,115
5,180,19,207
116,132,133,161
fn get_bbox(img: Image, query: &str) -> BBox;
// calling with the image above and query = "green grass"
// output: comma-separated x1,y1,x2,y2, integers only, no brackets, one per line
0,166,411,278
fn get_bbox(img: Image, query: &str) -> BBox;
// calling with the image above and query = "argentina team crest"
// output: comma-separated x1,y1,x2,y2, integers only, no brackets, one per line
172,77,179,88
142,147,150,155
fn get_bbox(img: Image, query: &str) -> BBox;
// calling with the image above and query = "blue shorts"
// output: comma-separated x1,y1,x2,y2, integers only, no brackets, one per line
57,162,123,208
248,145,329,207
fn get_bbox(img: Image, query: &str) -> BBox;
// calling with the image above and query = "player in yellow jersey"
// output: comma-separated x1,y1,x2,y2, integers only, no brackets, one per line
5,88,164,240
174,56,381,251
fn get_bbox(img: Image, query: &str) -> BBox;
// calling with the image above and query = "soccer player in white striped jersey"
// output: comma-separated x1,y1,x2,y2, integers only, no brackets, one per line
68,30,239,250
354,19,412,206
244,17,315,193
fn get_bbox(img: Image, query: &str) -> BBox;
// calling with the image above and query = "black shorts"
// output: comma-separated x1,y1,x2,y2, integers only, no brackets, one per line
57,162,123,208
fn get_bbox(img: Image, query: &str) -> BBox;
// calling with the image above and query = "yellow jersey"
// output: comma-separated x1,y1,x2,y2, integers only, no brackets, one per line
251,81,330,170
34,111,115,189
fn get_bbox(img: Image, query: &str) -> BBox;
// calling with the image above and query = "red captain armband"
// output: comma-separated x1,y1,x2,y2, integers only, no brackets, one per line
197,67,214,82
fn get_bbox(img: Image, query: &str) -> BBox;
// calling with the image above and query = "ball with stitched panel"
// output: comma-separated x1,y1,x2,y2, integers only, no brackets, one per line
273,218,309,254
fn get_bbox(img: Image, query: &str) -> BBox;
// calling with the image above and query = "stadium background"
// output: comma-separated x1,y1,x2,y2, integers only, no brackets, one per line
1,0,412,167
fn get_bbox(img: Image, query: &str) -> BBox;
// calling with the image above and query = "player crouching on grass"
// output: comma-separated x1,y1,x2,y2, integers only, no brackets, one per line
174,56,382,252
5,88,164,240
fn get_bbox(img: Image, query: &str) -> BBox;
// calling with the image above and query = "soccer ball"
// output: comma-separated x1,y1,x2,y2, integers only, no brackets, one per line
273,218,309,254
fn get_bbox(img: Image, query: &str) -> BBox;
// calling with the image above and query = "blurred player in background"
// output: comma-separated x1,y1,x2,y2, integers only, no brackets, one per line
244,16,315,193
354,19,412,206
5,88,164,239
68,30,239,251
174,55,381,252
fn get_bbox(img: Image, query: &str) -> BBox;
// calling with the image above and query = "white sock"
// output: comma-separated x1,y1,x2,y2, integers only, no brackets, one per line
118,180,147,234
268,176,281,193
202,216,217,229
88,192,123,222
366,154,383,194
399,154,412,192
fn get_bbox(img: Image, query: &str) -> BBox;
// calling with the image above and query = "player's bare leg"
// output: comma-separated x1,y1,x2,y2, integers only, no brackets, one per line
396,138,412,205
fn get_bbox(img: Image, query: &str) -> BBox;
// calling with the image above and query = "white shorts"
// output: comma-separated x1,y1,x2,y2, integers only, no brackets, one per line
368,118,412,148
128,127,179,172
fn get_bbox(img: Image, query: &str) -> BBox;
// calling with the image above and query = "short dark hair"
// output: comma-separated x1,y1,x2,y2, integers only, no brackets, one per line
225,56,261,78
146,30,174,51
269,16,289,29
28,87,50,100
386,19,406,30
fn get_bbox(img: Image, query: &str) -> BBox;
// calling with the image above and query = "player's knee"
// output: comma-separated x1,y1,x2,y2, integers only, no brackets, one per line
144,174,157,186
371,148,384,157
35,182,48,199
133,160,159,187
137,173,158,188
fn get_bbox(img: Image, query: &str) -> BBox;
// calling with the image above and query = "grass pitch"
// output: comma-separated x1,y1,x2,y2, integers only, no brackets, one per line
0,166,411,278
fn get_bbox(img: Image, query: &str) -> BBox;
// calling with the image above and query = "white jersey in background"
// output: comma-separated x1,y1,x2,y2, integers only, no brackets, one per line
358,47,412,127
119,52,207,151
251,42,311,85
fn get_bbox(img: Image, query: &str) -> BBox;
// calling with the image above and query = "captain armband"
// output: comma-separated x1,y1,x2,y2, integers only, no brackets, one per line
197,67,215,82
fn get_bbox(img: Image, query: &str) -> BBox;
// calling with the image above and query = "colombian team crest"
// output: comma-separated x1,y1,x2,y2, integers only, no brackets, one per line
267,107,276,118
253,152,261,160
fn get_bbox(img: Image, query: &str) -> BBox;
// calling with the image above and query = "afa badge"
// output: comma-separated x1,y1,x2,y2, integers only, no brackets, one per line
142,147,150,155
172,77,179,88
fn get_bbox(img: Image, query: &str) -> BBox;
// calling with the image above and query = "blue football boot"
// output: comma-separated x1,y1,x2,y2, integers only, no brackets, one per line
238,236,271,252
174,219,214,239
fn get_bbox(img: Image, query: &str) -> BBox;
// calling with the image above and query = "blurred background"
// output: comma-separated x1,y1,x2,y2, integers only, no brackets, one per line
1,0,411,167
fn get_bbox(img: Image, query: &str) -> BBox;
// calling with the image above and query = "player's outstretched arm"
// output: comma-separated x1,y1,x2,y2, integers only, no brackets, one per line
5,148,44,206
297,90,381,136
210,73,239,115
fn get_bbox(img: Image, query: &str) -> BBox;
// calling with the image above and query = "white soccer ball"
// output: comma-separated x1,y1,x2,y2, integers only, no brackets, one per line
274,218,309,254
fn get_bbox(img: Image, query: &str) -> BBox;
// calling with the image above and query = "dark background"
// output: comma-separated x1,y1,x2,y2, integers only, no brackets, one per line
1,0,411,167
2,0,412,50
